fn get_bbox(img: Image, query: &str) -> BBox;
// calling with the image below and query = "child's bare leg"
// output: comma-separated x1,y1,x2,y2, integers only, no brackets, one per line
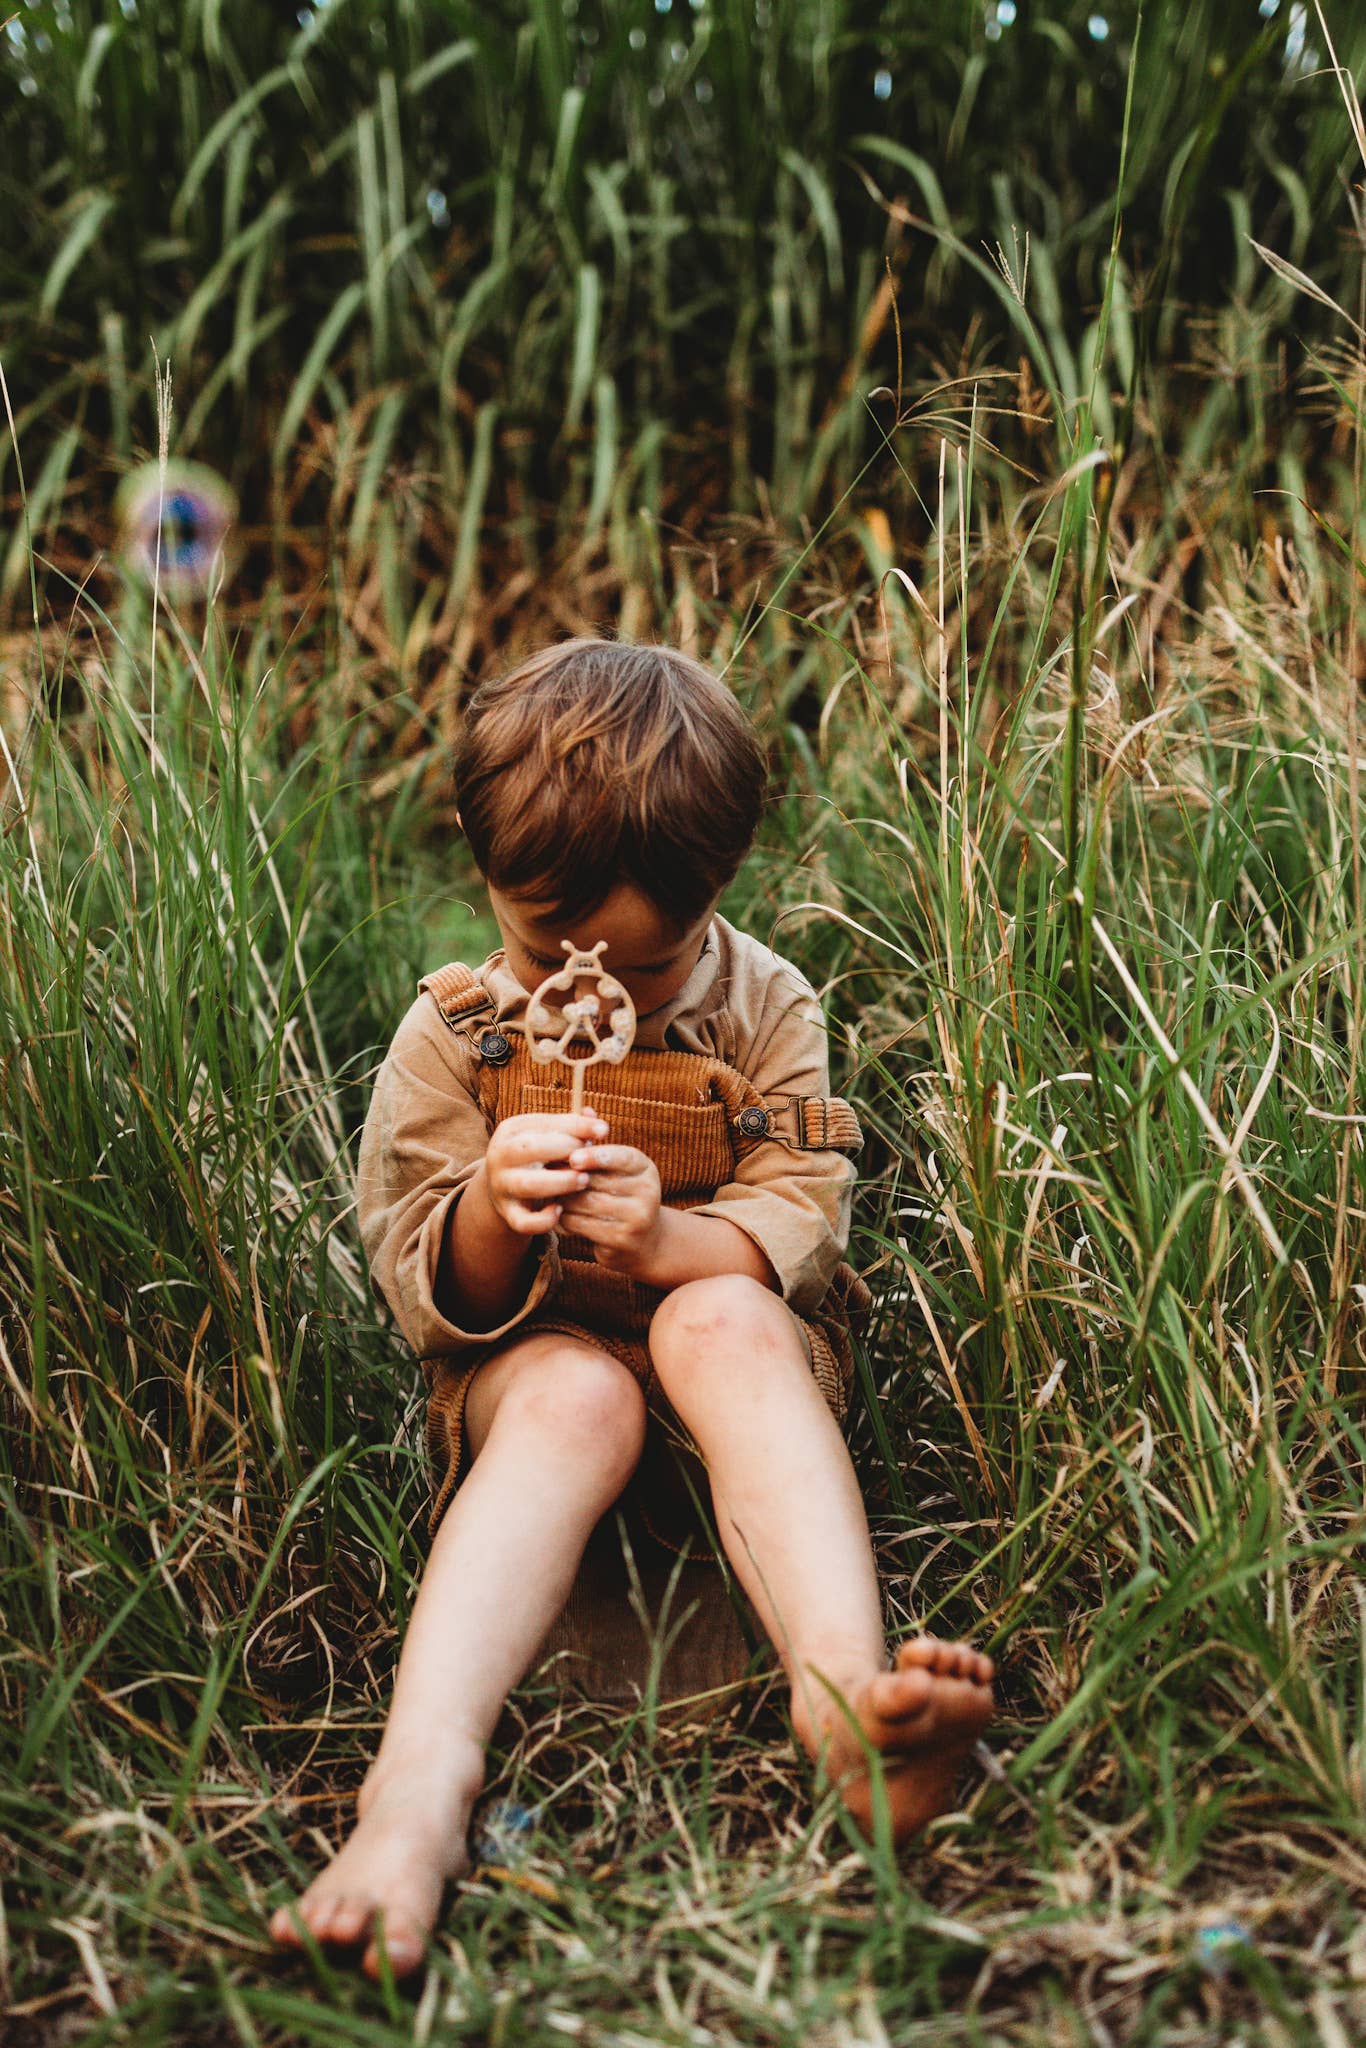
648,1277,993,1843
270,1334,646,1979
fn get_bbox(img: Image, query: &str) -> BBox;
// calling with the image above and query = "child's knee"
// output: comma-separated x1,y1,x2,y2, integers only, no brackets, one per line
649,1274,788,1357
496,1345,647,1476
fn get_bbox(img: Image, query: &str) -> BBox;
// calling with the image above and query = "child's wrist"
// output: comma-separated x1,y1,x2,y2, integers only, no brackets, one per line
608,1207,670,1284
458,1163,540,1270
439,1164,544,1330
610,1208,779,1293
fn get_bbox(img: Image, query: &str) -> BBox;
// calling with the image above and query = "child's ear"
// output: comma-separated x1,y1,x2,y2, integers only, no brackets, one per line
455,809,463,830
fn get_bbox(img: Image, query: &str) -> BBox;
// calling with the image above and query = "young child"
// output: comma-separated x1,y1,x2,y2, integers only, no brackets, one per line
270,638,994,1981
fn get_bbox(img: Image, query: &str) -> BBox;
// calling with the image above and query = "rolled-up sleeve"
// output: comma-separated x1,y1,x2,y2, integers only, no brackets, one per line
356,995,559,1360
688,965,855,1315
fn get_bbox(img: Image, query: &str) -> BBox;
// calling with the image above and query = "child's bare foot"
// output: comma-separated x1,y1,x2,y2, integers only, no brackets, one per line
269,1736,485,1982
790,1635,994,1844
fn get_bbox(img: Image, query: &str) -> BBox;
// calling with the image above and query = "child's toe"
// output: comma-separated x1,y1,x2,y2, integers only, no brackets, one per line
895,1637,991,1685
307,1893,355,1944
894,1635,945,1672
269,1902,307,1949
868,1665,934,1723
362,1914,427,1983
326,1896,374,1946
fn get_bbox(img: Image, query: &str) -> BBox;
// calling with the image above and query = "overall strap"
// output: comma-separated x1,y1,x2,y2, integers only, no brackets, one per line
417,963,513,1122
704,1056,864,1156
417,961,494,1029
732,1093,864,1155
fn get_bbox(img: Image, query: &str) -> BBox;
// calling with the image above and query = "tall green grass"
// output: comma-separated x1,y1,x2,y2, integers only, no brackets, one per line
4,366,1366,2035
5,3,1366,2037
5,0,1366,619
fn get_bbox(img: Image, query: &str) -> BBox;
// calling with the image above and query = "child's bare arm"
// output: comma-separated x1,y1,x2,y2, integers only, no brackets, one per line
440,1112,607,1330
632,1206,780,1291
557,1141,779,1291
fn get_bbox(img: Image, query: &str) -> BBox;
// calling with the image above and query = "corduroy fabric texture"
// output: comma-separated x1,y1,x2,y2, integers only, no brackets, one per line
419,966,870,1558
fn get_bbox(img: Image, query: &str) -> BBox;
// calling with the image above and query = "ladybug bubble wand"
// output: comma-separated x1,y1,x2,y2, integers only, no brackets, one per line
525,941,637,1114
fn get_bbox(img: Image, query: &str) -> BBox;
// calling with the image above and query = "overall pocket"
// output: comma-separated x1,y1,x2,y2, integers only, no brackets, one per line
517,1083,733,1210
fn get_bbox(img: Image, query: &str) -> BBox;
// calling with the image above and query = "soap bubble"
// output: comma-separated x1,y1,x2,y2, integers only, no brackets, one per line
117,460,239,599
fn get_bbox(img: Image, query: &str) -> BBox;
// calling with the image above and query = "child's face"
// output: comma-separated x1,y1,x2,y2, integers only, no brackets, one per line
489,882,716,1015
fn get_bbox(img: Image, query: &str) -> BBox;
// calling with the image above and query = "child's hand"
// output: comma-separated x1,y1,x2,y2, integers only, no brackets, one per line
558,1142,663,1273
481,1112,609,1237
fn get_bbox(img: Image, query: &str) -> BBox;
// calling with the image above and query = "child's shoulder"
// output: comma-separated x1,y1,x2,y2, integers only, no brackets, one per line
706,916,830,1083
712,913,821,1008
384,951,508,1066
414,950,507,1005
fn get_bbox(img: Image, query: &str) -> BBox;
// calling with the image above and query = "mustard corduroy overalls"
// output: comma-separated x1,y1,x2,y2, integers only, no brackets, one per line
417,963,870,1558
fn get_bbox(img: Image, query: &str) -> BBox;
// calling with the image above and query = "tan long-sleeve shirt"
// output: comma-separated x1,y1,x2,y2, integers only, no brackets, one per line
356,914,857,1365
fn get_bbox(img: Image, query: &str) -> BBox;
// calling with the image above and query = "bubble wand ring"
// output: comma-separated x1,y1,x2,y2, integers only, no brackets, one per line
525,941,637,1115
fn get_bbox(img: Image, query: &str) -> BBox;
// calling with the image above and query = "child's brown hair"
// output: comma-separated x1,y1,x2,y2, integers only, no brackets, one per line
453,638,766,927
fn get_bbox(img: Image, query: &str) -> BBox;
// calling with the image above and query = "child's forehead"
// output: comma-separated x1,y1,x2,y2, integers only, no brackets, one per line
496,885,708,960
